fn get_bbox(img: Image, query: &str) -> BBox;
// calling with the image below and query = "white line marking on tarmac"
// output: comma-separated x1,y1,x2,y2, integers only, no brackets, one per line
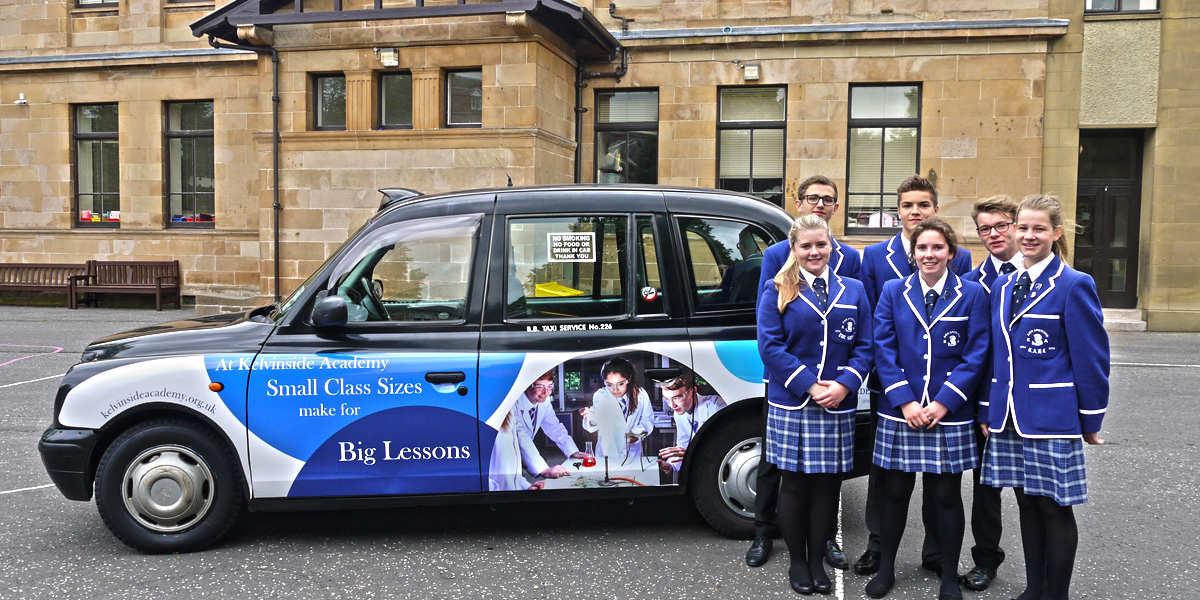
1112,362,1199,368
0,374,60,389
0,484,54,495
0,344,64,367
836,497,845,599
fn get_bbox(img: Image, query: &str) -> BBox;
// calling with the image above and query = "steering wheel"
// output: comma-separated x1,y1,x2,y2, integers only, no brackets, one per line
360,276,389,321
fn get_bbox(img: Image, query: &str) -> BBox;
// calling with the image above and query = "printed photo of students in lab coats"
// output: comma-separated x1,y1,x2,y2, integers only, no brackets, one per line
487,350,732,491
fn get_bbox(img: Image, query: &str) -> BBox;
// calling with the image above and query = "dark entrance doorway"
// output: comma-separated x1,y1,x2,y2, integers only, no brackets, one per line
1075,130,1143,309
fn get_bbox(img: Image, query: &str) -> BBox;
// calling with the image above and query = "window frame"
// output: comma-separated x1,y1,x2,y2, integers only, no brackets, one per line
313,73,347,131
445,69,483,128
502,213,632,324
715,85,788,208
672,214,774,315
378,71,414,130
75,0,117,7
844,82,922,236
1084,0,1159,14
72,103,120,230
164,100,216,230
594,89,660,185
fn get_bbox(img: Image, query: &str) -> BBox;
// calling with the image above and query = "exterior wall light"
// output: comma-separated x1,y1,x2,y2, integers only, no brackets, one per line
743,63,760,81
377,48,399,68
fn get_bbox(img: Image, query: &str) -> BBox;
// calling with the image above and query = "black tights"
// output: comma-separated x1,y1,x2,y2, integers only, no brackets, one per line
1014,488,1077,600
874,469,965,596
778,471,841,588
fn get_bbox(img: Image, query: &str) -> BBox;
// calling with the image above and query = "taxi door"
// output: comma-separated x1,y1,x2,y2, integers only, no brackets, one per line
478,189,696,492
246,199,492,499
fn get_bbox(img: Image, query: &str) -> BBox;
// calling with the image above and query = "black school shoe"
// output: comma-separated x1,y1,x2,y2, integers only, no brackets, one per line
824,540,849,570
853,550,880,575
959,566,997,591
921,558,943,578
746,535,773,567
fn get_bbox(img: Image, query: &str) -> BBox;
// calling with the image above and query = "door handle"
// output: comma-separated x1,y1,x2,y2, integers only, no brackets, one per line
644,367,683,383
425,371,466,385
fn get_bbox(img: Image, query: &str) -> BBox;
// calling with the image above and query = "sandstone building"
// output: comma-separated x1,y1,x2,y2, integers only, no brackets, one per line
0,0,1195,329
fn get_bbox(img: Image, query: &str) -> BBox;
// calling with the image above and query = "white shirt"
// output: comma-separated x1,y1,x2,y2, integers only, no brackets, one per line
1017,250,1056,283
919,269,949,298
989,252,1023,274
583,386,654,460
515,390,580,470
665,393,727,473
799,266,829,290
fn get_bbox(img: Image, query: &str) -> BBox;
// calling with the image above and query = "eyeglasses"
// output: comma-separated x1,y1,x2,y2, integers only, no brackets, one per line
801,195,838,206
976,222,1012,235
532,383,554,391
604,379,628,391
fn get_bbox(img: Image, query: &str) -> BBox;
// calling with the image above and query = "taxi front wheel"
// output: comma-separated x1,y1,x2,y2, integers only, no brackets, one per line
689,414,759,540
95,419,244,553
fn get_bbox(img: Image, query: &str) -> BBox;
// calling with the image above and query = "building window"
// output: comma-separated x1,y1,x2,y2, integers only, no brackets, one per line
595,90,659,184
380,72,413,129
73,104,119,228
314,74,347,130
717,87,786,206
76,0,117,6
446,70,482,127
166,101,215,228
845,84,920,233
1085,0,1158,12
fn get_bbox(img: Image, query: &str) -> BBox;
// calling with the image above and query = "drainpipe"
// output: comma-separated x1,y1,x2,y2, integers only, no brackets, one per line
207,35,283,304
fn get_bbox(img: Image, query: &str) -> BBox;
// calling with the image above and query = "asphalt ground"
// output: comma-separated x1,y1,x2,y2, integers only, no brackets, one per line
0,305,1197,599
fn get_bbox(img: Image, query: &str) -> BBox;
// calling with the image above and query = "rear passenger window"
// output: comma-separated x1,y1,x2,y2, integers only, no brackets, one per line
506,216,628,320
677,217,770,312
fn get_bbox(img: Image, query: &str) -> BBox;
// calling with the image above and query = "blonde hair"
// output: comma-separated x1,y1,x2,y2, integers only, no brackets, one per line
773,215,831,312
1018,195,1070,260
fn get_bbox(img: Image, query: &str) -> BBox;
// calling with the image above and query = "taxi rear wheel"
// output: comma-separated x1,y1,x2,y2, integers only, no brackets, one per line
689,414,759,540
95,419,243,553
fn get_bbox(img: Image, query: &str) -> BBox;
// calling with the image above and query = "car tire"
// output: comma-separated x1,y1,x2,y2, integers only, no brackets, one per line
94,419,244,553
688,414,760,540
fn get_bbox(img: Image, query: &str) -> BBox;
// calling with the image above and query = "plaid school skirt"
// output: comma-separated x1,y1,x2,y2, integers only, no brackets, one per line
981,426,1088,506
766,402,855,474
872,417,978,474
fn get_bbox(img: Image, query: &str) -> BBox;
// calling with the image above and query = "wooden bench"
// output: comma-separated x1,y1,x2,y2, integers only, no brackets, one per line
69,260,182,311
0,264,88,300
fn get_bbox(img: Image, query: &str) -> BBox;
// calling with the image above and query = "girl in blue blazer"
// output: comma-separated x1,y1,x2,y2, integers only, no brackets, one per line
758,214,873,595
981,195,1109,600
869,218,991,600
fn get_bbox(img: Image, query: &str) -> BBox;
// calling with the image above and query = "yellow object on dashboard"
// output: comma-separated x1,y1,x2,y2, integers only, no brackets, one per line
534,282,584,297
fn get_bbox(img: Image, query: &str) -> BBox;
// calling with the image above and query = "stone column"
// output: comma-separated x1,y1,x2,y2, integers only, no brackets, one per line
412,67,442,130
346,70,375,131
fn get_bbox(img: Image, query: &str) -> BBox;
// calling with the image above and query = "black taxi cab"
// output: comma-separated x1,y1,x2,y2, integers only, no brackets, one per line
38,185,872,553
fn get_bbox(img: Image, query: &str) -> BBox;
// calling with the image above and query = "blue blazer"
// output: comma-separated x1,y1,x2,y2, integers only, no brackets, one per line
873,272,991,425
987,256,1110,438
963,257,1017,294
861,233,973,310
757,272,874,411
760,236,861,293
961,258,1007,419
758,237,861,382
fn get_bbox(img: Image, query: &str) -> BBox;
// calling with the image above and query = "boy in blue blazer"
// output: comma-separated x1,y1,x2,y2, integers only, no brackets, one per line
748,175,861,570
853,174,973,576
953,195,1024,591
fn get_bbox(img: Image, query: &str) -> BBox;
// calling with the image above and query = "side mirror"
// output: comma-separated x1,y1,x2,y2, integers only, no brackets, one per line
311,295,348,327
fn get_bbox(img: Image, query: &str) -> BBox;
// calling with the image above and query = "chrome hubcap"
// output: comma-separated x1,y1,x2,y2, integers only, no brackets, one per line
122,445,214,533
717,436,761,519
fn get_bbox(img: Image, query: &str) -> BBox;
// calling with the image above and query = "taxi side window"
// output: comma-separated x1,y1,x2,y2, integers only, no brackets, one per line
506,216,628,320
676,217,770,312
327,214,481,323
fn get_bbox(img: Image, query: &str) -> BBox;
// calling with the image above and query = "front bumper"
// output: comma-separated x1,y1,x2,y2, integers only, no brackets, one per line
38,427,99,501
